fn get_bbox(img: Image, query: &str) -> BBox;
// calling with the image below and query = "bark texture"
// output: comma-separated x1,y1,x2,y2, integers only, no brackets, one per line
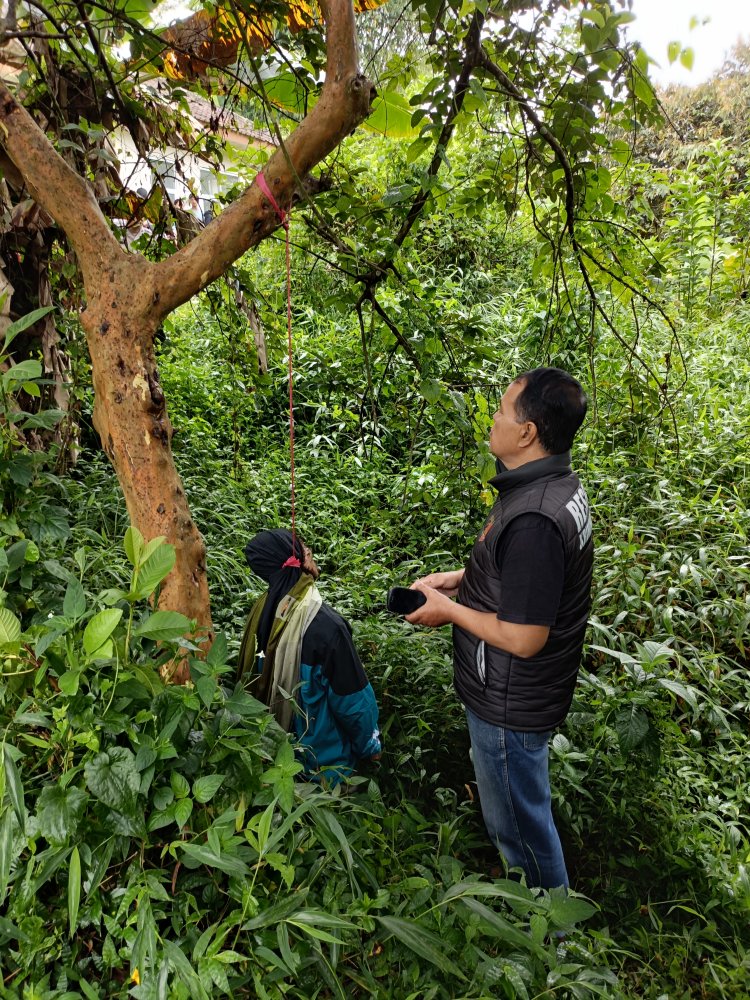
0,0,374,643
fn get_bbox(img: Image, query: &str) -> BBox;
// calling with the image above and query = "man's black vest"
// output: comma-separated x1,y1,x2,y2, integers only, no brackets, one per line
454,452,593,731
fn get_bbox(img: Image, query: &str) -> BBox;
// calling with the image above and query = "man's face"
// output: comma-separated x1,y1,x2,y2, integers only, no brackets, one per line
489,379,526,466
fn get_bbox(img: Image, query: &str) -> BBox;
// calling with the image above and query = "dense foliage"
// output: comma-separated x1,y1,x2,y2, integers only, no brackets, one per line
2,6,750,1000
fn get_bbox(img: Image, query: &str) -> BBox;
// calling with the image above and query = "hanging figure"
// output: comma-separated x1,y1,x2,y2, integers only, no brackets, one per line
238,529,382,784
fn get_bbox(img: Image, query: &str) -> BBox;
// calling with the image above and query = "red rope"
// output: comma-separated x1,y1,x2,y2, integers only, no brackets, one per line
256,173,300,565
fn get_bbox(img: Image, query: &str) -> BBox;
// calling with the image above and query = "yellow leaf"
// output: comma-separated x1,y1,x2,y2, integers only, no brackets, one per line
162,0,391,80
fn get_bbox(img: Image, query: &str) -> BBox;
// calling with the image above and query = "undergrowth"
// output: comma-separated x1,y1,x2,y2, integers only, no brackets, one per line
2,296,749,996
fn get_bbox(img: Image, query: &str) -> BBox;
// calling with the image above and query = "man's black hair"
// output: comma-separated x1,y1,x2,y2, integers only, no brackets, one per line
513,368,587,455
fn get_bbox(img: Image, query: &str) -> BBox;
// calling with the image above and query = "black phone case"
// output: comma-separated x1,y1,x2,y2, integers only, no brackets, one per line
387,587,427,615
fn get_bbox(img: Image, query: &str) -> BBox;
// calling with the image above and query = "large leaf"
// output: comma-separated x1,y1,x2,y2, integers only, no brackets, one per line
457,897,545,955
135,543,176,597
0,609,21,648
442,878,537,912
163,939,210,1000
192,774,225,804
180,842,250,877
0,811,13,906
123,525,145,567
3,748,26,832
614,704,651,753
68,846,81,937
364,91,420,139
376,915,466,979
133,610,192,642
3,305,54,351
82,609,123,656
84,747,140,815
547,888,597,927
263,70,312,116
63,579,86,621
2,359,42,388
20,409,65,431
36,784,89,844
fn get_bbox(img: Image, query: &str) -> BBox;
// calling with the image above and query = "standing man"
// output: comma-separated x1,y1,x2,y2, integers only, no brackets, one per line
407,368,593,889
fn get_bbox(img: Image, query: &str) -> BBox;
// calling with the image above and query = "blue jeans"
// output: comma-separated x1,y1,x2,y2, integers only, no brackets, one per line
466,707,568,890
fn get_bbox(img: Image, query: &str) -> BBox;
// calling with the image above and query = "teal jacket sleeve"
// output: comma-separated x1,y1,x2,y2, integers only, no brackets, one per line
321,615,382,760
328,682,382,760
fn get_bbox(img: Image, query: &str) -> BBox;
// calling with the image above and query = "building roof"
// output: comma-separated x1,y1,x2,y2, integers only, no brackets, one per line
183,91,275,149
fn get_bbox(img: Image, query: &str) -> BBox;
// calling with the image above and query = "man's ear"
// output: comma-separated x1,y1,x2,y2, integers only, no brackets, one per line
518,421,538,448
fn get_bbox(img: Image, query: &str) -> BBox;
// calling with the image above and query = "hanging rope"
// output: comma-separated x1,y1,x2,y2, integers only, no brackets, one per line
256,173,300,568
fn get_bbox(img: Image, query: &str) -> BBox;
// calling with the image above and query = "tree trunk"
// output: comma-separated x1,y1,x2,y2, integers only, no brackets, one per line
0,0,374,648
80,254,212,628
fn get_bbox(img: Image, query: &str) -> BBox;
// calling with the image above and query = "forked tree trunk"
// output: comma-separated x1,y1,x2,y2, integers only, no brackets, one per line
79,254,213,625
0,0,374,644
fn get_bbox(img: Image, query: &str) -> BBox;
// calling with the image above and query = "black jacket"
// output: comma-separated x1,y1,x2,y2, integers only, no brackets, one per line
453,452,593,731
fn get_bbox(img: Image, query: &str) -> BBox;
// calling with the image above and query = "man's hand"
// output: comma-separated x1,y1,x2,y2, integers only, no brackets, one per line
411,568,465,598
405,582,458,627
405,579,550,658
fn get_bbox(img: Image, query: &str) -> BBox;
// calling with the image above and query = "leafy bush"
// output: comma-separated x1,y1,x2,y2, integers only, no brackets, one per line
0,530,610,998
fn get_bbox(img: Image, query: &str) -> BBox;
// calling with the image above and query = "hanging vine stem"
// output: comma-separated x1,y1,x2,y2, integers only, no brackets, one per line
480,46,684,434
355,297,378,453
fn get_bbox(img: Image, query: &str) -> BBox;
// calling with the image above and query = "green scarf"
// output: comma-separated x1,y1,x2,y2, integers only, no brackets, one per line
237,573,318,722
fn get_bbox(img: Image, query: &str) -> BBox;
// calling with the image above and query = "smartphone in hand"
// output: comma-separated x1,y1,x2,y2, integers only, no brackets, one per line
386,587,427,615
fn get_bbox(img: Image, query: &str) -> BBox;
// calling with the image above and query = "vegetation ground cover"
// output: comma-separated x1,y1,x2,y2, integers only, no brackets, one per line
1,5,750,998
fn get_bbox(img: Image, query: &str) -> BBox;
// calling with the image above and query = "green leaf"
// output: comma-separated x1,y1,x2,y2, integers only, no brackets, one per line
206,632,228,667
547,888,597,927
614,704,651,753
680,47,695,71
163,939,210,1000
457,897,544,955
135,543,176,597
174,797,193,828
3,305,54,351
195,675,217,707
171,772,190,799
63,579,86,621
442,878,537,911
84,747,140,815
20,409,65,431
36,784,88,844
3,748,26,832
406,136,431,164
377,915,466,979
2,359,42,388
0,811,12,906
124,525,144,567
419,379,445,404
133,610,192,642
364,91,420,139
263,70,311,116
82,608,123,656
192,774,225,804
68,846,81,937
0,608,21,648
57,669,80,697
667,40,680,64
180,842,250,877
242,892,307,931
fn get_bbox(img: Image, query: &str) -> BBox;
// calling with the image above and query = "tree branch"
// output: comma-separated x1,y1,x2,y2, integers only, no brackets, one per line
391,9,484,251
0,79,124,282
479,50,577,240
153,0,375,317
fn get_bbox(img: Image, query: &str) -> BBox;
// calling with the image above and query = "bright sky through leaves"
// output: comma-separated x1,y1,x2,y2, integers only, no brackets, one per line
628,0,750,85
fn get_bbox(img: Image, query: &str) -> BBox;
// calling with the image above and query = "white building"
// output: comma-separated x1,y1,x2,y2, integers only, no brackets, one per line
110,89,275,224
